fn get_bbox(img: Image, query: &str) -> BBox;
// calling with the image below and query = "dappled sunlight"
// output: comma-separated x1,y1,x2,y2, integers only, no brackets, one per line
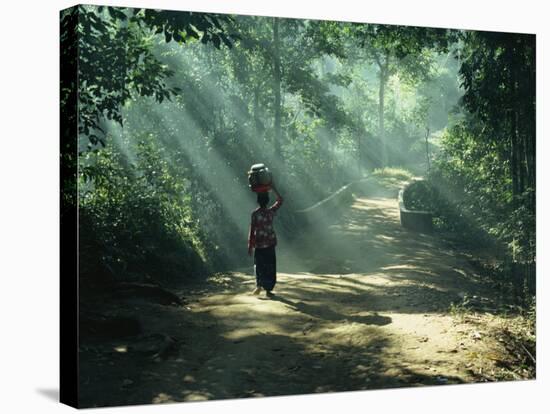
152,392,177,404
182,391,212,402
77,180,499,406
70,7,535,407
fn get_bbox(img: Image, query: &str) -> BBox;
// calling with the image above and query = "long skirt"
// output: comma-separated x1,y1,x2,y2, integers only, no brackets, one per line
254,245,276,291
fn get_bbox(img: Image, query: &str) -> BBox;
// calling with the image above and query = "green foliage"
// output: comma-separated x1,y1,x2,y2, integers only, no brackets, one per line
64,7,533,307
403,180,436,212
61,5,234,148
426,115,535,301
134,7,234,47
456,31,535,209
427,29,536,267
372,167,413,181
60,7,78,213
79,134,209,287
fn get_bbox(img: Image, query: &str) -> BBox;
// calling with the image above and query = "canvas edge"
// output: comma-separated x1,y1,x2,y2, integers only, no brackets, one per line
60,4,80,409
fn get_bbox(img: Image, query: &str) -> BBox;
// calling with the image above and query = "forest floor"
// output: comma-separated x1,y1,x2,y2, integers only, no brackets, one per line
79,174,535,408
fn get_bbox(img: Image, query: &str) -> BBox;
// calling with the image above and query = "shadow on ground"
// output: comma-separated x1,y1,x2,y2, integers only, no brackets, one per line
36,389,59,402
77,173,495,408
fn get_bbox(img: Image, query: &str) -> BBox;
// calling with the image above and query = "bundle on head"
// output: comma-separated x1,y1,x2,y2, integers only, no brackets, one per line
248,163,272,192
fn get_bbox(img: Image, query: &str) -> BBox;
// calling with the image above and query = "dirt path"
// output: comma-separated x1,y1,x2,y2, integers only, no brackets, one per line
79,178,512,407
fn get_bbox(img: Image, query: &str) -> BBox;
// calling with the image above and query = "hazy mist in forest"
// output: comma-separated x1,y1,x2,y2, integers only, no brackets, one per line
78,12,464,274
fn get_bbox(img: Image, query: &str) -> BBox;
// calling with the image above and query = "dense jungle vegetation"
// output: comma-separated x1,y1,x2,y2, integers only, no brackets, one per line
61,6,535,306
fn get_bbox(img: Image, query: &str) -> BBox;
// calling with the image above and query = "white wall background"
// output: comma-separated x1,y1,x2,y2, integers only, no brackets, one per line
0,1,546,413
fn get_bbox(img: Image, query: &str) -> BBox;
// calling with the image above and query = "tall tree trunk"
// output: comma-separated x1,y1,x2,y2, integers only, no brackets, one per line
525,43,536,214
253,84,262,134
425,126,431,172
273,18,282,159
378,55,389,167
357,130,362,176
511,55,526,196
515,108,527,194
510,110,519,200
508,46,520,203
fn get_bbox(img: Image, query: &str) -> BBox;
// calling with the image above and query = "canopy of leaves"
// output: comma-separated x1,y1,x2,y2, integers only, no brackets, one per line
60,5,235,149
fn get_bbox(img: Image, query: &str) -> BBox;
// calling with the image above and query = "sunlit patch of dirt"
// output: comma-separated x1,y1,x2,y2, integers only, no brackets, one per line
78,177,531,407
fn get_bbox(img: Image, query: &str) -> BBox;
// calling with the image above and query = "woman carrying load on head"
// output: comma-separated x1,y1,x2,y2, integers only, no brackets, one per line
247,183,283,297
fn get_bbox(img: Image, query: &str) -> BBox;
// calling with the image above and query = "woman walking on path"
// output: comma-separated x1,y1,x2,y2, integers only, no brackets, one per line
248,183,283,297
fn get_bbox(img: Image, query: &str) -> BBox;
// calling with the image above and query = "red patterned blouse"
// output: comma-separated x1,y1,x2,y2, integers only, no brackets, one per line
248,196,283,250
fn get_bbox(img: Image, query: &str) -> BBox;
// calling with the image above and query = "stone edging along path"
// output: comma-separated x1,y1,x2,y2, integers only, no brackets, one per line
398,179,434,234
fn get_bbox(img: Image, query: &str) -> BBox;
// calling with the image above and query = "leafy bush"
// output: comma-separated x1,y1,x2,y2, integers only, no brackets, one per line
79,133,210,290
372,167,413,181
403,180,436,212
425,121,535,302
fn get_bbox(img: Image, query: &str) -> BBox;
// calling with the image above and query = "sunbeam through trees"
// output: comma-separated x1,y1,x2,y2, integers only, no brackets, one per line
60,5,535,408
